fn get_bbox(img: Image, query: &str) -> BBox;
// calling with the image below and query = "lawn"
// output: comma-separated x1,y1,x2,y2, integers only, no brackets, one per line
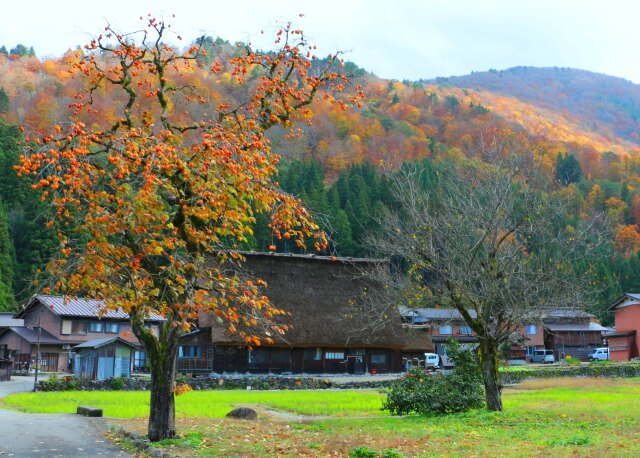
3,378,640,457
1,389,385,418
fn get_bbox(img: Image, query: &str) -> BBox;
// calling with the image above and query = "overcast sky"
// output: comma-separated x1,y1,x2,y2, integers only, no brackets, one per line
2,0,638,83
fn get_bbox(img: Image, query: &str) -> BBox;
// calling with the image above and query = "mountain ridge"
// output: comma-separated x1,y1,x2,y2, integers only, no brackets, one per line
426,66,640,148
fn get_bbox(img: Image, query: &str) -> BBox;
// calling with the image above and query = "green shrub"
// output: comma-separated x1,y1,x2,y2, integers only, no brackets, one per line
564,355,581,366
383,340,484,415
349,446,403,458
110,377,125,390
350,446,378,458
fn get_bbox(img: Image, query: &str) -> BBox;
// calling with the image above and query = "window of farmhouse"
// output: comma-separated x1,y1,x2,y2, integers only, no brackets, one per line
304,348,322,360
325,352,344,360
179,346,202,358
370,353,387,364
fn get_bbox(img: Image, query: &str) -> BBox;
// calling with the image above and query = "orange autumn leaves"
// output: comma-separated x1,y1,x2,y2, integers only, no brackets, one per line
16,18,362,344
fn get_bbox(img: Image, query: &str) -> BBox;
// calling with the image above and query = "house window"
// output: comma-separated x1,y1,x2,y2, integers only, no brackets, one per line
304,348,322,361
61,320,72,335
525,325,537,335
248,348,268,364
325,352,344,360
134,351,147,371
438,325,453,335
459,325,473,335
370,353,387,364
179,346,202,358
71,321,87,335
105,323,119,334
88,322,103,333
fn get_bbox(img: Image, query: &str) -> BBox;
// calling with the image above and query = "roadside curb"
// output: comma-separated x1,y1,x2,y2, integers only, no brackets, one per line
111,426,172,458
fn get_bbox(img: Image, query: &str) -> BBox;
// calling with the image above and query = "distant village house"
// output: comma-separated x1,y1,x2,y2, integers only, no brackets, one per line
607,293,640,360
0,295,163,376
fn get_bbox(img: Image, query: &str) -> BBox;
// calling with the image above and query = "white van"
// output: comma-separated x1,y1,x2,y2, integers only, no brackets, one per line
424,353,440,369
589,347,609,361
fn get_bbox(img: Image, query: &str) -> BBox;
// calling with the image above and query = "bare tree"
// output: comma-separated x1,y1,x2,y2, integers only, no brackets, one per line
371,142,605,411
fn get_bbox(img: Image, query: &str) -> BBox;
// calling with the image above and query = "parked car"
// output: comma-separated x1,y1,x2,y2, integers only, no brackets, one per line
530,349,555,364
589,347,609,361
424,353,441,369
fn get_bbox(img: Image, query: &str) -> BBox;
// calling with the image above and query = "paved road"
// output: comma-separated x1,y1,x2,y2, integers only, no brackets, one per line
0,376,130,457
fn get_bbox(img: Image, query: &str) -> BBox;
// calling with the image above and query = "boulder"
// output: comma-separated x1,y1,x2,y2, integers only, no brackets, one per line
225,407,257,420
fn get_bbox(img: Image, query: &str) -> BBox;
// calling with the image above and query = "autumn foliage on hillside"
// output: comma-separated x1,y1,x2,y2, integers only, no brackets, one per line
5,46,640,184
6,36,640,323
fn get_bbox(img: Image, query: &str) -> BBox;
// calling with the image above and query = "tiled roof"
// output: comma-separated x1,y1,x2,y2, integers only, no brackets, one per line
545,322,608,332
6,326,62,345
431,335,478,343
608,293,640,311
541,308,595,320
23,295,164,321
74,337,137,349
412,308,478,321
0,313,23,328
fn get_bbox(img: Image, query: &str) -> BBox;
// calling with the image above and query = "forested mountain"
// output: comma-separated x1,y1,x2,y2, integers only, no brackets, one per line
2,42,640,321
430,67,640,147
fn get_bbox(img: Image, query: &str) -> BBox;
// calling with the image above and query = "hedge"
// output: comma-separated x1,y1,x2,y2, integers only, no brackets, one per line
500,363,640,384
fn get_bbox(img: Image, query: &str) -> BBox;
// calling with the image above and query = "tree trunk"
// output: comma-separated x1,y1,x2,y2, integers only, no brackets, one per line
478,338,503,411
146,336,179,442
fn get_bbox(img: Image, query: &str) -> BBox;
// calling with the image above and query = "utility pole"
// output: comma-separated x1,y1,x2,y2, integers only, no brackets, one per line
33,311,41,392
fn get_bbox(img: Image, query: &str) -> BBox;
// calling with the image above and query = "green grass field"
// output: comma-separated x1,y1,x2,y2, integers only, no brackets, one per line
3,378,640,457
1,389,385,418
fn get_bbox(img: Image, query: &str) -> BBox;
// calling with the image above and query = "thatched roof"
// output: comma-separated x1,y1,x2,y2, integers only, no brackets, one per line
200,252,407,349
402,328,434,352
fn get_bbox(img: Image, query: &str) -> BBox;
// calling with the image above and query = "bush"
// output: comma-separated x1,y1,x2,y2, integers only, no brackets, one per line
383,340,484,415
349,446,401,458
564,355,581,366
110,377,125,390
500,362,640,384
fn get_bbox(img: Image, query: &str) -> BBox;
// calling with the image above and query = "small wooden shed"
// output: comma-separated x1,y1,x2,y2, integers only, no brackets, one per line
73,337,136,380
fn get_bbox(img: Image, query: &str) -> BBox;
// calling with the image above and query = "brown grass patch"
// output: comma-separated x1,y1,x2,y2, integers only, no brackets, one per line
506,377,634,391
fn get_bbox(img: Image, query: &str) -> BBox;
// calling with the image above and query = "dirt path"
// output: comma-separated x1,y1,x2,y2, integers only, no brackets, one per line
0,376,130,458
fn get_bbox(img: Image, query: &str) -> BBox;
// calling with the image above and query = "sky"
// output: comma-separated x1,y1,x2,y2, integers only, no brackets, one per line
2,0,639,83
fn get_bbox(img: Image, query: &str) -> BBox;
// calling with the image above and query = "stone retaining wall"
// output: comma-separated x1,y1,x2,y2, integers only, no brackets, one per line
36,374,394,391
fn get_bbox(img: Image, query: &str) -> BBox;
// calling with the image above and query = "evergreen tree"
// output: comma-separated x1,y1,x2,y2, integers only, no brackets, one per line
0,120,57,301
330,209,355,256
0,202,15,311
0,87,9,114
555,152,583,186
9,44,35,57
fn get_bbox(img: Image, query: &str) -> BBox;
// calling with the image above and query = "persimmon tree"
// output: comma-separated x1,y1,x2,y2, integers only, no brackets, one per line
17,17,362,440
